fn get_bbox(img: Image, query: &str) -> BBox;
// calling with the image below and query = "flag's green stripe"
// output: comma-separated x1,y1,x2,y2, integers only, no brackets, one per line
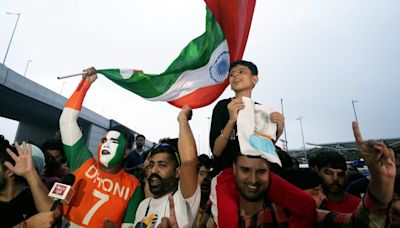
98,7,225,98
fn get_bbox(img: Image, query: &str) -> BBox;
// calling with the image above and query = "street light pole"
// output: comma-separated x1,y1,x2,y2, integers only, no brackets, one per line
280,98,288,151
351,99,359,123
3,12,21,65
296,116,307,161
23,59,32,77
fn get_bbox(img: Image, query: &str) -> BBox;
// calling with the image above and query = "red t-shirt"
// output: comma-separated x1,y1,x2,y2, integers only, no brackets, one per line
326,193,361,213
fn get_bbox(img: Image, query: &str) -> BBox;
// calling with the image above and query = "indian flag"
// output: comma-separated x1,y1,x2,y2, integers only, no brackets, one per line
98,0,256,109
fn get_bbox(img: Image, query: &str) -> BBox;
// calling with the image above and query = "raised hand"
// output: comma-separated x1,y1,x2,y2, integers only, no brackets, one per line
82,66,98,84
227,97,245,123
352,121,395,177
4,142,35,178
352,121,395,205
178,105,192,122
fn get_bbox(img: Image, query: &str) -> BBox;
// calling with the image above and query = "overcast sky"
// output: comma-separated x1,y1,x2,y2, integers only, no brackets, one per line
1,0,399,154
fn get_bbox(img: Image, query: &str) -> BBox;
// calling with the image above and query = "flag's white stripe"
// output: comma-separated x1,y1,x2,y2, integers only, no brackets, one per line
146,40,229,101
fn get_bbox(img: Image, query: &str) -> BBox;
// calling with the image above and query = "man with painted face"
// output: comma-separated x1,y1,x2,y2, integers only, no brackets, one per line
134,105,200,228
59,67,143,227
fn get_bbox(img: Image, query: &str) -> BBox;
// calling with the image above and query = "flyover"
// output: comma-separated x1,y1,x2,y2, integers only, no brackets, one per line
0,64,152,153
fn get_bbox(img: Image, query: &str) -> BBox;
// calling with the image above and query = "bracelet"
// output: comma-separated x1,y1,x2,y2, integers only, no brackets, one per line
220,131,230,140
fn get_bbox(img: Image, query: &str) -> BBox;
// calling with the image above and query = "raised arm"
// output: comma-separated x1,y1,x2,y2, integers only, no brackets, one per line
5,142,54,212
59,67,97,171
352,121,395,207
210,98,243,157
177,105,198,198
317,122,395,227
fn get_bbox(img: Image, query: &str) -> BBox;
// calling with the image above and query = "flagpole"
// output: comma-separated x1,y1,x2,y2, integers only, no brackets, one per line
57,72,89,80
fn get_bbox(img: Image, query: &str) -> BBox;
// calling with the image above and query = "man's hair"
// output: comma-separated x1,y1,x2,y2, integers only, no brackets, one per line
229,60,258,76
109,125,134,150
136,134,145,140
0,136,25,183
197,154,212,170
149,139,180,168
314,149,347,171
41,138,64,152
234,153,268,165
0,135,16,167
282,168,322,190
41,138,65,158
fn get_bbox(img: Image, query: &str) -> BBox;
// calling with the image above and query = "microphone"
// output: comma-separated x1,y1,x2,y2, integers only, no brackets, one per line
48,173,76,211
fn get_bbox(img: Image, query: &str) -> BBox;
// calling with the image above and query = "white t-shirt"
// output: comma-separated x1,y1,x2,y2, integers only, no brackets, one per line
134,183,201,228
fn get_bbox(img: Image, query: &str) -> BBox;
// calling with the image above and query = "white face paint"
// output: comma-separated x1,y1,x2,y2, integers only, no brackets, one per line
98,131,123,167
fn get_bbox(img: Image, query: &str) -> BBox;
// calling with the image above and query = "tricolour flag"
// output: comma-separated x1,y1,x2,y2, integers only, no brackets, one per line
98,0,256,109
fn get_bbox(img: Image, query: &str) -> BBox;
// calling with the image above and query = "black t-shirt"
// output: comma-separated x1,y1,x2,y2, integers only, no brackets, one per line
209,98,241,176
0,188,37,227
125,148,149,168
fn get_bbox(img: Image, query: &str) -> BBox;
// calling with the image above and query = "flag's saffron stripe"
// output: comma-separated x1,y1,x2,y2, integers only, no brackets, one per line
98,0,256,109
167,0,257,108
168,80,229,109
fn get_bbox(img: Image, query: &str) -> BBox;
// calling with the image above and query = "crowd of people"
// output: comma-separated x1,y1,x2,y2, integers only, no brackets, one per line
0,60,399,228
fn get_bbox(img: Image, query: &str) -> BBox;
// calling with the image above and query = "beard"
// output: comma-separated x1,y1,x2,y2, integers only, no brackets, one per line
200,183,211,195
237,182,268,202
326,182,344,194
0,175,7,192
148,173,178,197
45,162,61,176
239,189,267,202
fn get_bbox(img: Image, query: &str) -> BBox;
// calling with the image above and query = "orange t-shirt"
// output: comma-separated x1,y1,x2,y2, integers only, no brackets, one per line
62,158,140,227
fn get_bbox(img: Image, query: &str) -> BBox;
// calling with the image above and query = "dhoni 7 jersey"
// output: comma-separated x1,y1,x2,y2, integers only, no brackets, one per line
62,158,142,227
59,79,143,226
